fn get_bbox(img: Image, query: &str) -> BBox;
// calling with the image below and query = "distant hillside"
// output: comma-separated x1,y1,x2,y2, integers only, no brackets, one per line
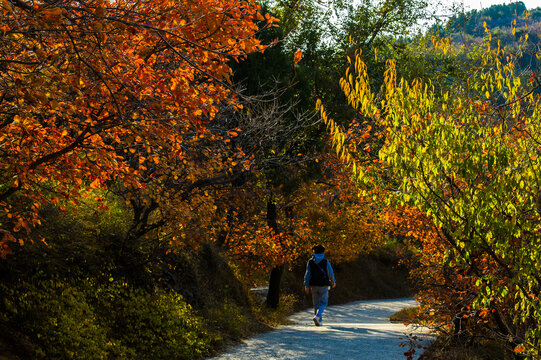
444,2,540,35
433,1,541,36
431,2,541,72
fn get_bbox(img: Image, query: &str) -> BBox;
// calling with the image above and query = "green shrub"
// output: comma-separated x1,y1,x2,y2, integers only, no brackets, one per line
253,293,298,327
93,281,212,360
1,278,115,359
1,278,213,360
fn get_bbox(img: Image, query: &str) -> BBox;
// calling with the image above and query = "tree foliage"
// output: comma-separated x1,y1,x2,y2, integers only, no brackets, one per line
296,154,385,263
322,32,541,357
0,0,278,255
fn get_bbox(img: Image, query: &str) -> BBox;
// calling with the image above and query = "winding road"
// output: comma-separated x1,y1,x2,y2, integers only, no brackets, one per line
211,298,434,360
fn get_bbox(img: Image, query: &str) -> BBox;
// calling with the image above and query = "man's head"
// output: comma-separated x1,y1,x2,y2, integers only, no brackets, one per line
312,244,325,254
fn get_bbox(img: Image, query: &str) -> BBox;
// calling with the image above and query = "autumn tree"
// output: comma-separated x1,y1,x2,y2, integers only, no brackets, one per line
223,3,326,307
321,31,541,357
0,0,278,256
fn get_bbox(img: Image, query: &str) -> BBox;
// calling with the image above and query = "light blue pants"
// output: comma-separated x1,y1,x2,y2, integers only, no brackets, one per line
311,286,329,322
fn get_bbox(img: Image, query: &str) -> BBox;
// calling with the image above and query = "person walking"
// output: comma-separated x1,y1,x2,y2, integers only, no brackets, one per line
304,244,336,326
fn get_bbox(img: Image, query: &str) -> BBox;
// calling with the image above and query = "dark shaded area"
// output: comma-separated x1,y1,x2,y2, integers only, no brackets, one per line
161,243,251,309
282,251,412,312
419,336,516,360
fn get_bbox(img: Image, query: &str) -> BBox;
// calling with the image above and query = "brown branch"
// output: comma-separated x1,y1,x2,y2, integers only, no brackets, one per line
7,0,33,12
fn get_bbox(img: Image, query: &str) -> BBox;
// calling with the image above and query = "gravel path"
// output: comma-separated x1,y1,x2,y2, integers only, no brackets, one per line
210,297,434,360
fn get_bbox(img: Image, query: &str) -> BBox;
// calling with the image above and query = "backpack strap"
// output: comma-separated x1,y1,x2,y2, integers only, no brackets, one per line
313,259,328,279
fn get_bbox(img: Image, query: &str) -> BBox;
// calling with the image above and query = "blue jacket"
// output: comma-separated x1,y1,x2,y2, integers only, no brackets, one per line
304,253,335,287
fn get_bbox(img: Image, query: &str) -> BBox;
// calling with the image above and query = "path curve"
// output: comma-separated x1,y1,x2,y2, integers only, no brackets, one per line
210,298,434,360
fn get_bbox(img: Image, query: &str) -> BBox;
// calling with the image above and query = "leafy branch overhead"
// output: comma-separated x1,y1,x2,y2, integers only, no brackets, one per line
0,0,278,254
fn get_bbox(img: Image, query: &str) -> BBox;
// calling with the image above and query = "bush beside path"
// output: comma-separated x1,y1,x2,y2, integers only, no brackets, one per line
210,297,434,360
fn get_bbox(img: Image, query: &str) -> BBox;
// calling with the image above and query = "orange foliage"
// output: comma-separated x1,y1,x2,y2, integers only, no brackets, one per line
297,154,385,263
384,205,516,339
199,153,386,282
293,49,303,66
223,218,312,280
0,0,277,255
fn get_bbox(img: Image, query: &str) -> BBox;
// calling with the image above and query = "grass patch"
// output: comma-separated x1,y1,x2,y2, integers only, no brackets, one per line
389,306,419,323
205,300,249,340
252,293,298,328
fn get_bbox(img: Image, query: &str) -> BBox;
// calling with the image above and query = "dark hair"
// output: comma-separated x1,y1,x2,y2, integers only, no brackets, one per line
312,244,325,254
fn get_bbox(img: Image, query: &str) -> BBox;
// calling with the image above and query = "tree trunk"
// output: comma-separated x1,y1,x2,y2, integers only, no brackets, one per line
266,264,284,309
265,199,282,308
